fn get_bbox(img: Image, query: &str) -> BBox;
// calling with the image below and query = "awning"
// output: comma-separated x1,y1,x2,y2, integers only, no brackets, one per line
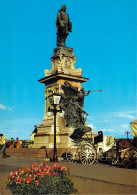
130,120,137,138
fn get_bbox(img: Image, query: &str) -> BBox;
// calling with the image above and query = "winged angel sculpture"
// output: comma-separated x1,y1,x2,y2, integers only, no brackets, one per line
60,81,91,128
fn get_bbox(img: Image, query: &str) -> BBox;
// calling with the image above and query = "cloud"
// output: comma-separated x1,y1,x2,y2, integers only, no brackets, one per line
95,128,116,134
0,104,13,111
0,104,6,110
121,124,129,129
117,113,134,120
88,123,96,129
10,129,18,133
87,115,94,121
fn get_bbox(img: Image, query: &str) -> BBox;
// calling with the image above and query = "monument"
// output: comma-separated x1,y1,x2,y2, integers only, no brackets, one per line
31,5,94,154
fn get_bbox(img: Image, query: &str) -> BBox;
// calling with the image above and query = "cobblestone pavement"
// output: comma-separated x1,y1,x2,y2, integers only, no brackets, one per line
0,156,137,194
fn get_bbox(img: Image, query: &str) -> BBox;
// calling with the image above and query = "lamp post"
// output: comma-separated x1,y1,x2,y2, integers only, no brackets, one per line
47,93,62,161
125,130,130,139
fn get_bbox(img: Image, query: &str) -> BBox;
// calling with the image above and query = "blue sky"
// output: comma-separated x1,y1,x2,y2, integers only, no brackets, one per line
0,0,136,140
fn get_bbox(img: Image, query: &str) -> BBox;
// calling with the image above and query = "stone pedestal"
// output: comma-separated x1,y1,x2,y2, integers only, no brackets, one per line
31,47,89,149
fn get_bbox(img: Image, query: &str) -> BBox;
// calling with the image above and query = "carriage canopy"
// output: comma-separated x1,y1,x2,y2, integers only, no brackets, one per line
130,120,137,138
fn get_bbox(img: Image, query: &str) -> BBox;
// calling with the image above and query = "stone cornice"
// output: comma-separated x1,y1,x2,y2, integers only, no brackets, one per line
38,73,89,84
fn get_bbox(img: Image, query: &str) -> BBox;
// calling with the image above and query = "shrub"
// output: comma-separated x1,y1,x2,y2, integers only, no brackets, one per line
6,162,78,194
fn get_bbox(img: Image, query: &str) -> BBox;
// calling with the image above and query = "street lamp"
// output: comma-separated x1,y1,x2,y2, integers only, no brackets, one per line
47,93,62,161
125,130,130,139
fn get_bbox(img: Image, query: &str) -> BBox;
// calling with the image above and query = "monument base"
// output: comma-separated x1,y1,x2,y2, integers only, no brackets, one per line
29,126,75,149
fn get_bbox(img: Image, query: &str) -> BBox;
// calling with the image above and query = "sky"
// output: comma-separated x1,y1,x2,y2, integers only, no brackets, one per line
0,0,136,140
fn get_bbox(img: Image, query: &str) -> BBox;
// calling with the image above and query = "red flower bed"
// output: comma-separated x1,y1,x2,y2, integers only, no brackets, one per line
6,163,78,194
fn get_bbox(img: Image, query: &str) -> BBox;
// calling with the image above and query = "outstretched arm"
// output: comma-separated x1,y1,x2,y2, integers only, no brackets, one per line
85,90,91,96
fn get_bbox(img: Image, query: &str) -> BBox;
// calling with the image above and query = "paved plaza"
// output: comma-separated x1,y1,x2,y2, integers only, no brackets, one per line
0,156,137,194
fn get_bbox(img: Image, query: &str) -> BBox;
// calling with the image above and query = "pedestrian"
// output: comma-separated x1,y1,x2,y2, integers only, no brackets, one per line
16,137,22,148
32,125,37,134
9,138,14,148
31,125,37,143
0,134,8,158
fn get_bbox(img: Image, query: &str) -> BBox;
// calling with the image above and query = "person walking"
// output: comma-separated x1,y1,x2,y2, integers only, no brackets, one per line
16,137,22,148
9,138,14,148
0,134,8,158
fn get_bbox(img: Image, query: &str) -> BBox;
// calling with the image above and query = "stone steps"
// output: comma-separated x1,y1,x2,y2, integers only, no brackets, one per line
0,148,46,158
0,148,67,158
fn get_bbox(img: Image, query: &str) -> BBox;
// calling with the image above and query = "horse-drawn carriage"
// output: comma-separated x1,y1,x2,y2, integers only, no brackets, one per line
66,121,137,168
66,128,116,165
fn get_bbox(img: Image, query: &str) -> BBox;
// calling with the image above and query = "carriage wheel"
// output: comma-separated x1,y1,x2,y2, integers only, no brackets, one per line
66,144,79,163
107,149,119,165
111,150,119,165
80,144,96,165
122,148,135,168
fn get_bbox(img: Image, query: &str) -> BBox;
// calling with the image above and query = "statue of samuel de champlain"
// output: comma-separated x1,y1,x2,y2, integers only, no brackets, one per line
56,5,72,47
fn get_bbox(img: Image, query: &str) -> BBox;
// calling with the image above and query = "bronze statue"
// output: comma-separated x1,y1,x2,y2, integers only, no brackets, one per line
56,5,72,47
60,82,90,127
